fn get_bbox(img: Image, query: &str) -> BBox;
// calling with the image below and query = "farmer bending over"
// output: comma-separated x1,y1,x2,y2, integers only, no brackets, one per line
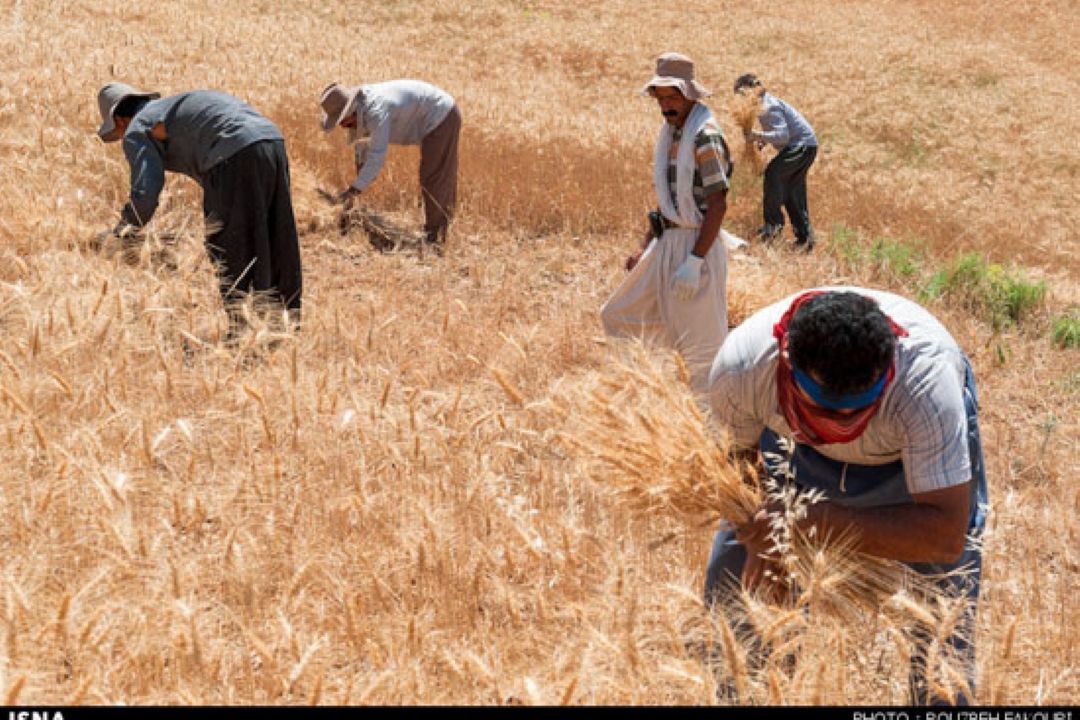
96,83,302,331
319,79,461,252
705,287,988,705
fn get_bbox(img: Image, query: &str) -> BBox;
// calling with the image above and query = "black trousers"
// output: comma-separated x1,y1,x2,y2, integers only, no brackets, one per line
202,139,302,311
762,144,817,242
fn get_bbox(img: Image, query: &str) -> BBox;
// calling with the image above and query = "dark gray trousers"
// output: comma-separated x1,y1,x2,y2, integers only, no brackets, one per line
763,144,817,242
202,139,302,311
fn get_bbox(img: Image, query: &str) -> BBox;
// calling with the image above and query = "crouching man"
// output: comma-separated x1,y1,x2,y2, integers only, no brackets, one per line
706,288,988,705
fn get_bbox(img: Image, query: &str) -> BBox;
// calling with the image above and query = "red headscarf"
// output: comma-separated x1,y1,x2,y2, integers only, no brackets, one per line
773,291,907,445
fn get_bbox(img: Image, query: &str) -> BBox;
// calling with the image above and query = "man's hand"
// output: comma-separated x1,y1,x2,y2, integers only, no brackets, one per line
337,186,361,209
91,222,140,251
671,254,704,301
112,220,141,238
735,507,787,602
744,128,766,150
625,229,654,271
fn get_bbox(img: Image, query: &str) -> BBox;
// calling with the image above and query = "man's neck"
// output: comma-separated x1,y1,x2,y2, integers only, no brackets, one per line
673,101,698,130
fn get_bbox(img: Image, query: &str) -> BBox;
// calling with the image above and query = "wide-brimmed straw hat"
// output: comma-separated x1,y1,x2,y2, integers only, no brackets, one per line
641,52,711,101
318,82,363,131
96,82,160,142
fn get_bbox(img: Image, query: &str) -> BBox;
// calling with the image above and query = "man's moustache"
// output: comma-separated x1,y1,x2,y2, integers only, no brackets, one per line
662,110,678,118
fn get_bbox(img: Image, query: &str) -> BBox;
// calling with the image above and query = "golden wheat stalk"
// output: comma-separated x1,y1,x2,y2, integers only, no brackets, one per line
554,347,762,530
556,347,973,642
730,92,766,176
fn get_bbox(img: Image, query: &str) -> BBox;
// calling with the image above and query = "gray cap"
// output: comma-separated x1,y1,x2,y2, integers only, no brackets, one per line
96,82,160,142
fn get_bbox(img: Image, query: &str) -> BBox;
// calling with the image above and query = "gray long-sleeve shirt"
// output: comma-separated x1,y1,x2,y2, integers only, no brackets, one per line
348,80,455,192
757,92,817,150
120,90,282,227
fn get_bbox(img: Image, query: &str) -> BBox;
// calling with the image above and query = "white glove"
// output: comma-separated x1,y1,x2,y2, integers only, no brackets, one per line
672,254,704,301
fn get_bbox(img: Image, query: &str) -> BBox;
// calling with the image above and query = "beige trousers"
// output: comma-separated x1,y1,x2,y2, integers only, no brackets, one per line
600,227,728,394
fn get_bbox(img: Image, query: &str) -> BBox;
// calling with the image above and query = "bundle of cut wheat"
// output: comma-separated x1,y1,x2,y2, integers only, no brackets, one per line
555,345,972,620
553,349,906,610
344,206,425,253
312,187,422,253
552,348,762,530
731,91,766,176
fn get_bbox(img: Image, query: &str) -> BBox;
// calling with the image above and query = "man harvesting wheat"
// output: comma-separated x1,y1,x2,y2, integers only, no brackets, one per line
319,79,461,254
95,83,303,331
601,52,744,395
733,73,818,251
705,287,988,705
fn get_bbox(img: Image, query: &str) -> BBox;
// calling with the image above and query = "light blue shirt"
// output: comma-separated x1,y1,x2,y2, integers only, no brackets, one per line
757,92,817,150
349,80,455,192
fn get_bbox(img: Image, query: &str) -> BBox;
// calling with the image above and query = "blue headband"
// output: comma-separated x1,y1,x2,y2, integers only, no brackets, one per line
791,365,888,411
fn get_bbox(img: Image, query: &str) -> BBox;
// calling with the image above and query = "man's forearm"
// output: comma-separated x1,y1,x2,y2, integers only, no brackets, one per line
351,130,389,191
756,111,790,147
805,497,969,565
692,194,727,257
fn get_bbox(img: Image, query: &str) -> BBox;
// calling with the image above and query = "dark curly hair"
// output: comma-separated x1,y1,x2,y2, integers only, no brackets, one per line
787,292,897,396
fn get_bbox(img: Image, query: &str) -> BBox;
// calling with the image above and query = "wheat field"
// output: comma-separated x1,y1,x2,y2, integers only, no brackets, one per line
0,0,1076,706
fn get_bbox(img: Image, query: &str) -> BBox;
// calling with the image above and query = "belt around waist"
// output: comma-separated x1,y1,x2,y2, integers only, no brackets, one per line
662,218,698,230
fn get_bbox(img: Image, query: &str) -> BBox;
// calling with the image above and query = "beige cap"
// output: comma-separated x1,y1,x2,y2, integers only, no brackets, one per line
641,52,711,101
318,82,363,131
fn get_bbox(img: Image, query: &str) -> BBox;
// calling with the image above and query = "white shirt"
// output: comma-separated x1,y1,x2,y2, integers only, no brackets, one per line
708,287,971,494
349,80,455,192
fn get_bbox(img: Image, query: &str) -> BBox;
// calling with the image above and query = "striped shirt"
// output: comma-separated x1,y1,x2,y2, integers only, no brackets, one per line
668,117,731,215
707,287,972,495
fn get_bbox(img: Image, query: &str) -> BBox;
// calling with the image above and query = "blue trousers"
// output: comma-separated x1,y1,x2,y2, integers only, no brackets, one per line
704,361,987,704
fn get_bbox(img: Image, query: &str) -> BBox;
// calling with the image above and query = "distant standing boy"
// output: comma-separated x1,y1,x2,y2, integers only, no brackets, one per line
734,74,818,251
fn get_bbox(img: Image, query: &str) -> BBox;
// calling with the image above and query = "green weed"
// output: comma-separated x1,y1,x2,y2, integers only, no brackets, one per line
869,236,921,279
922,252,1046,330
1051,309,1080,349
830,223,862,267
